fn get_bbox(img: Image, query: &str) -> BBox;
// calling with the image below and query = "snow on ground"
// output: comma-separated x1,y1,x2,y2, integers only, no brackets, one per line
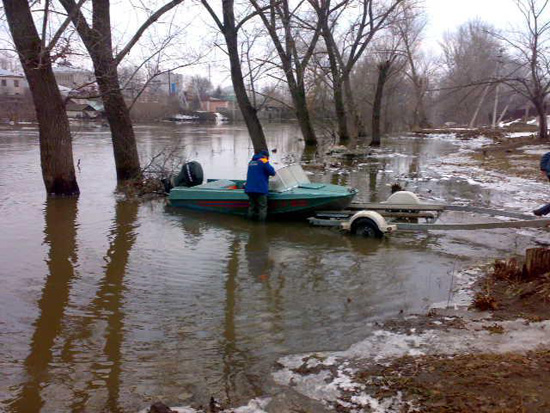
518,145,550,156
272,317,550,412
507,131,537,138
430,267,485,310
412,132,549,214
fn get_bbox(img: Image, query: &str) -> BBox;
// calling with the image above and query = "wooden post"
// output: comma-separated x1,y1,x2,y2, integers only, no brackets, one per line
522,248,550,279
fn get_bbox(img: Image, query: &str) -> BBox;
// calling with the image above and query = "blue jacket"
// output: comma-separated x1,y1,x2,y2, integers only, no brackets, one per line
245,153,276,194
541,152,550,177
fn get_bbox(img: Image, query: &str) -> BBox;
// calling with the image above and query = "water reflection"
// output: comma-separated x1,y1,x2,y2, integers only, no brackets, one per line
245,225,271,280
9,198,79,412
71,201,138,412
8,199,139,412
222,237,241,403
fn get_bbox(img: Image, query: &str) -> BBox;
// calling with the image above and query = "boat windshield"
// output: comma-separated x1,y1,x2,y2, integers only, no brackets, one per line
269,164,311,192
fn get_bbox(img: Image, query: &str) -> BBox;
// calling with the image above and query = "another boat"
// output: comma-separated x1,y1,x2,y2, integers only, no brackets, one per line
168,164,357,218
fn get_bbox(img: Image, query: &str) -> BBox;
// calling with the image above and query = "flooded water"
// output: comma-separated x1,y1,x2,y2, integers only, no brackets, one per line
0,123,545,412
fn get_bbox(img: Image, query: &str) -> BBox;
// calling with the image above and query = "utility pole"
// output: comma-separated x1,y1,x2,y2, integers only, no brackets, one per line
492,48,504,129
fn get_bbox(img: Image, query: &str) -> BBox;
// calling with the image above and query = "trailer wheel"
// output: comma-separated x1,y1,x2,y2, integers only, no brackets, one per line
350,218,384,238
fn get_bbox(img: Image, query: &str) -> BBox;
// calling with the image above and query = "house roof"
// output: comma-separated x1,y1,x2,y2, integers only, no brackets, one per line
53,65,92,74
66,103,96,111
87,101,104,111
0,69,24,78
202,96,230,103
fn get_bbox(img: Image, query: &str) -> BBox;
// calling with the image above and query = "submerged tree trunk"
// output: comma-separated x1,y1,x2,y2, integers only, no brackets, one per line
290,81,317,146
222,0,267,152
343,77,366,141
3,0,79,196
92,56,141,180
293,92,317,146
371,60,392,147
332,78,349,145
249,0,318,147
411,75,430,129
320,20,349,145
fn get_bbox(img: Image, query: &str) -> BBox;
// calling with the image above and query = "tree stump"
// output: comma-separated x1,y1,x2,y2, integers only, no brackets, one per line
522,248,550,279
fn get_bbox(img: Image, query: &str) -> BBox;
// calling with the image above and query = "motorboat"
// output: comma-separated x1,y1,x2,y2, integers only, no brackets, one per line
168,163,357,218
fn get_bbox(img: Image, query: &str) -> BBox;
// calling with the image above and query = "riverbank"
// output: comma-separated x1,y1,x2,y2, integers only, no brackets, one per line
153,253,550,412
267,249,550,413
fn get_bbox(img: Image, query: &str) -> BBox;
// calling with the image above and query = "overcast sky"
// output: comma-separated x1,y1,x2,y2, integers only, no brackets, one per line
423,0,523,51
0,0,541,85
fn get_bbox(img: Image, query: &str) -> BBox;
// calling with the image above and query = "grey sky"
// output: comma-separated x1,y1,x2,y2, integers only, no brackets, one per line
0,0,544,86
423,0,525,51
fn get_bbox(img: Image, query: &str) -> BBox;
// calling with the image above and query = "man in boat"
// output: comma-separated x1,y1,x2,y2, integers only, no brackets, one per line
534,152,550,216
245,150,276,221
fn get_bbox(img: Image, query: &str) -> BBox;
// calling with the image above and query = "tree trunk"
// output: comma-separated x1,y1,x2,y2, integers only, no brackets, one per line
290,81,317,146
534,98,548,140
223,0,267,153
371,61,391,147
59,0,141,182
343,76,366,141
3,0,79,196
93,56,141,180
332,78,349,145
318,17,349,145
410,76,430,130
90,0,140,181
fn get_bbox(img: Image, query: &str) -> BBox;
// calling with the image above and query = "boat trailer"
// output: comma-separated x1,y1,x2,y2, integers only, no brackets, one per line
308,191,550,238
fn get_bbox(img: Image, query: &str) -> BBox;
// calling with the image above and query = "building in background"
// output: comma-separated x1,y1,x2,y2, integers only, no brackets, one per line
143,71,184,101
0,69,27,96
200,96,232,112
53,62,96,92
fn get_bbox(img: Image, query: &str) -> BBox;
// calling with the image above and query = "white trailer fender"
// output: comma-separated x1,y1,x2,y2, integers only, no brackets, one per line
341,210,396,234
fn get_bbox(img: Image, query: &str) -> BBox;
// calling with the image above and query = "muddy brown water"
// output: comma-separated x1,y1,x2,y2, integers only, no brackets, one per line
0,123,542,411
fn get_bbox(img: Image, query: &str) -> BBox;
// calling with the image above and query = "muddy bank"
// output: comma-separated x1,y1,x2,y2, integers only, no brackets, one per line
269,249,550,412
148,251,550,412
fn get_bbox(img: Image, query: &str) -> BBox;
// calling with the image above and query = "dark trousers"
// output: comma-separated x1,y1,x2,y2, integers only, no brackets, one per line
247,193,268,221
534,203,550,216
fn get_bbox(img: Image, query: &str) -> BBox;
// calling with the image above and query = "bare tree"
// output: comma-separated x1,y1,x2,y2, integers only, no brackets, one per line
201,0,268,152
58,0,185,181
310,0,404,144
497,0,550,139
438,20,502,126
2,0,79,195
188,75,213,103
249,0,321,146
395,2,429,129
370,35,404,145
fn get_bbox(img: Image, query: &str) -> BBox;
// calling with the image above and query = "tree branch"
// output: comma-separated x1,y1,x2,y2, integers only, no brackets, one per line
115,0,184,64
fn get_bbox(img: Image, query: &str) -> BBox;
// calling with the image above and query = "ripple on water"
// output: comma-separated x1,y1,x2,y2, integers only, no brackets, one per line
1,124,543,411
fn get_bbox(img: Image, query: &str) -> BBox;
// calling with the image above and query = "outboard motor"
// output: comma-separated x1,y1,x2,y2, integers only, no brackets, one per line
173,161,204,188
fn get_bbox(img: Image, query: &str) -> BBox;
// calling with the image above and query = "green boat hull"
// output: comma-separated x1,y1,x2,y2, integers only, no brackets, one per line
168,183,356,218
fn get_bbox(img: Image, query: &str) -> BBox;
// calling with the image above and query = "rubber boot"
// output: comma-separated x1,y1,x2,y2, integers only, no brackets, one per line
533,203,550,216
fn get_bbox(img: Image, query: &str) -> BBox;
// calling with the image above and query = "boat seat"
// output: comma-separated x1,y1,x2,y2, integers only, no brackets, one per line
198,179,238,190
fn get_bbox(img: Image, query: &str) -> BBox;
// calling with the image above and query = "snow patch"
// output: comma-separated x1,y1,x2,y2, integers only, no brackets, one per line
274,320,550,411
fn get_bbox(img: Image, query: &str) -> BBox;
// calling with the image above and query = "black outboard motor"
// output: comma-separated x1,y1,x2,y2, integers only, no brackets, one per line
174,161,204,188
